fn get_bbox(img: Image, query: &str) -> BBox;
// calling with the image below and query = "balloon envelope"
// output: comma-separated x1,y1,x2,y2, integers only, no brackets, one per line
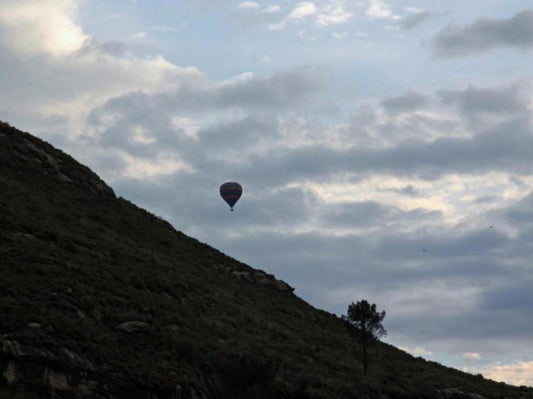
220,182,242,210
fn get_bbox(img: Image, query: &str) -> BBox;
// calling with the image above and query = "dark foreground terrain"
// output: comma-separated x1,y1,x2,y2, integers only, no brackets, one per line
1,120,532,398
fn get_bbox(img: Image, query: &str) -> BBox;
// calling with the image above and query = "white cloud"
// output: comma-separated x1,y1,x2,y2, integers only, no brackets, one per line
120,154,190,179
332,32,348,39
288,2,317,21
277,1,353,28
243,1,352,30
239,1,260,9
366,0,393,19
0,0,88,56
400,346,433,357
316,4,353,26
131,31,147,39
476,361,533,387
0,0,208,140
462,352,482,360
263,5,280,13
269,2,317,30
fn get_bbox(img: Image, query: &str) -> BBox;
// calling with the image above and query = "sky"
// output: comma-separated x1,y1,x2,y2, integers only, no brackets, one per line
0,0,532,387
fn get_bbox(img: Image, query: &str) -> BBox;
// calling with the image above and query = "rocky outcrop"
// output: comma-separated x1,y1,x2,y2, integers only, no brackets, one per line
114,321,151,333
0,338,289,399
255,274,294,292
2,340,95,372
0,338,211,399
228,268,294,293
436,388,487,399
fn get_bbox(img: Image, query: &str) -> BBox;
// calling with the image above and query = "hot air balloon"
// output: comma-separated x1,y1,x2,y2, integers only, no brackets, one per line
220,182,242,211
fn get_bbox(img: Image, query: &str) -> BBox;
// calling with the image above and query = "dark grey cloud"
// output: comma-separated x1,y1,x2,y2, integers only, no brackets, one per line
197,116,280,151
234,117,533,185
397,11,434,31
375,113,461,147
509,176,527,187
90,66,323,119
114,174,503,291
97,114,280,167
474,195,499,204
504,192,533,230
212,225,510,290
388,302,533,343
216,68,323,109
113,172,318,236
481,280,533,312
318,216,531,349
388,255,533,346
432,9,533,58
381,91,431,113
369,228,510,270
384,185,420,196
90,110,282,174
321,201,440,228
479,191,533,261
438,83,530,117
88,72,531,191
202,221,526,352
351,104,378,126
90,95,188,159
322,201,397,227
98,112,526,187
85,67,326,177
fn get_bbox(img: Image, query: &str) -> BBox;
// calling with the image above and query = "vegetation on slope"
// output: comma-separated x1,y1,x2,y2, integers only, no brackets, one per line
1,120,532,398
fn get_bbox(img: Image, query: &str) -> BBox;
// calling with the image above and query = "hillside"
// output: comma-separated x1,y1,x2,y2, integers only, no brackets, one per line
1,120,532,398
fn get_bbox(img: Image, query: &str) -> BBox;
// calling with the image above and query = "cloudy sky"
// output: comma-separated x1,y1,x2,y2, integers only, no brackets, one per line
1,0,532,387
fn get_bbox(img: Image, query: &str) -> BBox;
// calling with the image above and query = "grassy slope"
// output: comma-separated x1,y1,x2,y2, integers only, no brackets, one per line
1,121,532,398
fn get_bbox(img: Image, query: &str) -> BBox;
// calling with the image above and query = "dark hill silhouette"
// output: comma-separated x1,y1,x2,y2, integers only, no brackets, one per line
1,120,531,398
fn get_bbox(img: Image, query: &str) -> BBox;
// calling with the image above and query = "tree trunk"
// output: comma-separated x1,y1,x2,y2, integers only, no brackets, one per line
362,333,368,375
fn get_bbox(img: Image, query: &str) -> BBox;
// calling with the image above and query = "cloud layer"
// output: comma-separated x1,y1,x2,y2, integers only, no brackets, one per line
0,0,532,387
433,9,533,57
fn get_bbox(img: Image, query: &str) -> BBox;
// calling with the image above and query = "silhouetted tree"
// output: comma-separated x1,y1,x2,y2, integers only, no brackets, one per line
343,299,386,375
